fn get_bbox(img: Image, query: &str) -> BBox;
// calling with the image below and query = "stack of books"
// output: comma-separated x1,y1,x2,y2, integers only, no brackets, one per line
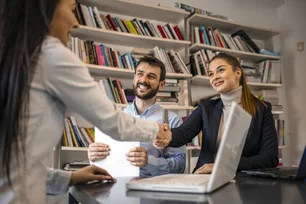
75,4,184,40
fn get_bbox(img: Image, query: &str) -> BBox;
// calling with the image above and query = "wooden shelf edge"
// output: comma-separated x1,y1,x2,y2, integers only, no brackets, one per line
279,145,288,149
61,146,88,151
187,13,280,35
189,43,281,60
86,64,192,79
75,25,191,45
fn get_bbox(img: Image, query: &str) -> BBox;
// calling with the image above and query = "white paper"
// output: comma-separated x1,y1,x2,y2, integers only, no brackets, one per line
94,127,140,177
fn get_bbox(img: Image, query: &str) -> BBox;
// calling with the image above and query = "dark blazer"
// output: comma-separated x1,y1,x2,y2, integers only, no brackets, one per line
169,98,279,172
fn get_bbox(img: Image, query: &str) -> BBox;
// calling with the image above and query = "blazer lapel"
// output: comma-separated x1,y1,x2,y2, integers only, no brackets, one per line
209,100,223,158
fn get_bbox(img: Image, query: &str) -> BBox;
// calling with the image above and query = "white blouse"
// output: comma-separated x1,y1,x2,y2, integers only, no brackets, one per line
0,36,158,203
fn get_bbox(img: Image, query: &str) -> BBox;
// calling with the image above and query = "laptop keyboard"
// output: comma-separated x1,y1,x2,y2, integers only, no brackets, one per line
160,174,211,186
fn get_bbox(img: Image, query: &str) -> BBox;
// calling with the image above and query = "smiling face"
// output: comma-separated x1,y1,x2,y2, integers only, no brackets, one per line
133,62,165,100
49,0,79,46
208,58,242,94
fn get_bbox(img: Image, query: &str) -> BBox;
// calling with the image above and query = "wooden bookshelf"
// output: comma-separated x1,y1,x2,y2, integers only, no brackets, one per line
72,25,191,51
278,145,288,149
187,14,280,40
86,64,192,79
116,103,194,110
79,0,189,24
190,75,283,89
189,43,281,62
272,111,284,115
186,146,201,150
61,146,88,151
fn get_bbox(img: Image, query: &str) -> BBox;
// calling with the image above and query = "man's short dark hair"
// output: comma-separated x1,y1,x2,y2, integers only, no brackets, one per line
135,56,166,82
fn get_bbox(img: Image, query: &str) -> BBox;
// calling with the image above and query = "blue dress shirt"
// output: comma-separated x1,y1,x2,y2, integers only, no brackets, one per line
124,101,186,177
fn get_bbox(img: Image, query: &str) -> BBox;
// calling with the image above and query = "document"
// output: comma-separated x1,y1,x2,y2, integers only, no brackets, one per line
93,128,140,177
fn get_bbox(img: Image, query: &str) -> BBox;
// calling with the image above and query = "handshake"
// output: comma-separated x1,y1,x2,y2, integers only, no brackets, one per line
153,123,172,149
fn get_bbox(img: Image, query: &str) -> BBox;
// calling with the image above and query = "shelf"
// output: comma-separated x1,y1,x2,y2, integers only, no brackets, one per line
61,145,287,151
87,64,192,79
116,103,194,110
279,145,288,149
187,14,280,40
186,146,201,150
190,75,283,89
72,26,191,51
189,43,281,62
61,146,88,151
272,111,284,115
79,0,189,24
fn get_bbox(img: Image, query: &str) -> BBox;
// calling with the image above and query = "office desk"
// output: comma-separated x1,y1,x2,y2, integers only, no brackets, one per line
68,174,306,204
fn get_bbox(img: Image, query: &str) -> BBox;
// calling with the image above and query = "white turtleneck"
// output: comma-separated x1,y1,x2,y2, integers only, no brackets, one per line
215,86,242,156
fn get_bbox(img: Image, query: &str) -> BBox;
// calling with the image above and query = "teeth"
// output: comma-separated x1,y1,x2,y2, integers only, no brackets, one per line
139,85,148,90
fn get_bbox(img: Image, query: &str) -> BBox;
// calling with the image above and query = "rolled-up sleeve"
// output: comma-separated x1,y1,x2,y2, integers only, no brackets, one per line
46,168,72,195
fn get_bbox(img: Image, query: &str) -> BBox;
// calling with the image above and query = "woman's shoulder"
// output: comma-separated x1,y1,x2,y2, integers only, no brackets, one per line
40,36,82,66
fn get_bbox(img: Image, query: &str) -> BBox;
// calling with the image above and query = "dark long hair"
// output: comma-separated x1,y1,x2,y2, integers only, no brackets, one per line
0,0,58,185
210,53,263,115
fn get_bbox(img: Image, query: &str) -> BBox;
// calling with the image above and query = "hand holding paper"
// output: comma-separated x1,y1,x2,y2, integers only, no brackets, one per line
93,128,140,177
126,146,148,168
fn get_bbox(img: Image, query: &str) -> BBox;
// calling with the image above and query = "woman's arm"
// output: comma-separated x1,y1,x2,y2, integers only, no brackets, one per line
168,105,203,147
41,41,159,142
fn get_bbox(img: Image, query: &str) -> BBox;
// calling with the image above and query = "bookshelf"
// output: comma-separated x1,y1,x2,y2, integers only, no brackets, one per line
187,14,280,40
189,43,281,62
86,64,192,79
190,75,283,89
79,0,189,24
72,25,191,51
55,1,194,171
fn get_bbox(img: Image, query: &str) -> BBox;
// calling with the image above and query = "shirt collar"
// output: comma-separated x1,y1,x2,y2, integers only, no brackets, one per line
131,100,160,117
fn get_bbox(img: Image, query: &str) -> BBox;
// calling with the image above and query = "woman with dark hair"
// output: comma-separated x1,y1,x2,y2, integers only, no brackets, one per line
0,0,170,202
166,52,279,174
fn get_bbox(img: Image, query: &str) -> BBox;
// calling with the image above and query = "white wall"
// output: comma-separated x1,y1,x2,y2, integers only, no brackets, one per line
277,0,306,165
133,0,280,30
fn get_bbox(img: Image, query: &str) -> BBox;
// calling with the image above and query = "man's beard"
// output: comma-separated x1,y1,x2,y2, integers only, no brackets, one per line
133,82,159,100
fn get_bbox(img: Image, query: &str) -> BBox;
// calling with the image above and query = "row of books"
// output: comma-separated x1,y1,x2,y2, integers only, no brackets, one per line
190,49,219,76
63,116,94,147
69,37,189,74
243,60,281,84
190,49,282,84
75,3,184,40
150,46,190,74
193,26,261,54
275,119,285,146
69,37,135,69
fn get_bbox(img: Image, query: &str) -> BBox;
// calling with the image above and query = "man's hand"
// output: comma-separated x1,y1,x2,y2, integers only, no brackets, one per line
194,163,214,174
88,143,110,162
153,123,172,149
126,146,148,168
70,165,116,186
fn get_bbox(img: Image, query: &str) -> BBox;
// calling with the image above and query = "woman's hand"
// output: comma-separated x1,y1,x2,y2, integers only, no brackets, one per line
88,142,110,161
194,163,214,174
70,165,116,186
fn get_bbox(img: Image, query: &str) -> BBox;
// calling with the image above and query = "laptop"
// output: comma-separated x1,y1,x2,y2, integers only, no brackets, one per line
242,146,306,180
126,102,252,193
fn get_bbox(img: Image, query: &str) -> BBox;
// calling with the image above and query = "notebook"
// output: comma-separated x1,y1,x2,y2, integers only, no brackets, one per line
126,102,252,193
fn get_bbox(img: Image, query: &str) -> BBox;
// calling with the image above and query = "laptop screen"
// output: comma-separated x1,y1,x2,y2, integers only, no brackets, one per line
297,146,306,178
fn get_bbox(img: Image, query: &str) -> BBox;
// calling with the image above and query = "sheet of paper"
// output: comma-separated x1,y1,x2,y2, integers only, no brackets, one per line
93,127,140,177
